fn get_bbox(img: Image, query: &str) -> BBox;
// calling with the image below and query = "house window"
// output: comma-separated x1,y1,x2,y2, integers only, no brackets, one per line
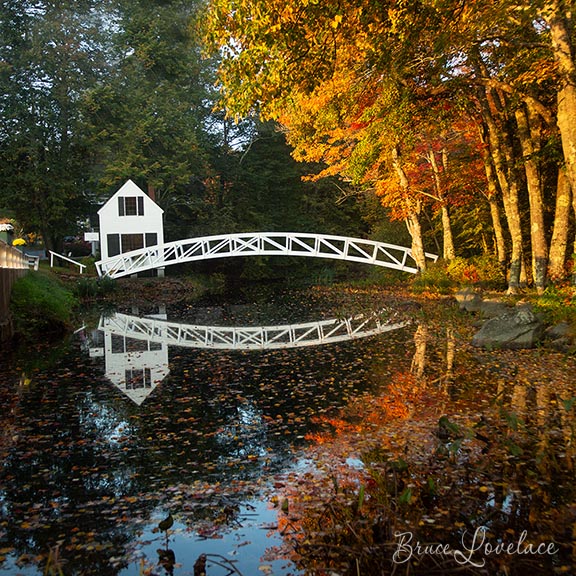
125,368,152,390
126,337,148,352
121,234,144,253
110,334,160,354
111,333,125,353
118,196,144,216
107,234,120,257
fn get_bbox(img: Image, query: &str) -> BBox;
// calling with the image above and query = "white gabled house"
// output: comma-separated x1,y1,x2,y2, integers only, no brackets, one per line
97,179,165,276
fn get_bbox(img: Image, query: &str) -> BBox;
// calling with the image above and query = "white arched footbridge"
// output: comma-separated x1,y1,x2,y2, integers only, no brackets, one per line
96,232,437,279
99,309,409,350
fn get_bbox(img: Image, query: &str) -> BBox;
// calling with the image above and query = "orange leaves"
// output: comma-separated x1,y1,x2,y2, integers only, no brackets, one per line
305,371,428,448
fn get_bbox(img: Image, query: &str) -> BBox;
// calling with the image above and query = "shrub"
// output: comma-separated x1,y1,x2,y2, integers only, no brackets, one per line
445,257,470,283
446,254,505,289
73,276,117,300
79,256,97,275
469,254,506,288
532,285,576,325
97,275,117,295
411,261,454,294
411,254,506,294
11,271,78,339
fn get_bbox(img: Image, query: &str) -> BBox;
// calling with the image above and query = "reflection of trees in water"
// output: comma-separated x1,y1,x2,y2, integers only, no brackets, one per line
276,324,576,576
410,324,428,379
0,386,145,574
485,360,576,545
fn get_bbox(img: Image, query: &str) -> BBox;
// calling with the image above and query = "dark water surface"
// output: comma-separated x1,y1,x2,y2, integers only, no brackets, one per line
0,285,423,575
2,284,574,575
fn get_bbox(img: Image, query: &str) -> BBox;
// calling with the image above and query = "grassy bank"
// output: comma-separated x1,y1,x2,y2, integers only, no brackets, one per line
10,271,78,341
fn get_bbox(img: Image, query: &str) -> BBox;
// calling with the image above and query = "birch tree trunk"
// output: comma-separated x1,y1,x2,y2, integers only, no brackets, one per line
427,148,456,260
549,168,572,280
477,90,524,293
479,124,508,267
515,104,548,293
544,2,576,200
392,146,427,271
573,179,576,285
405,209,427,272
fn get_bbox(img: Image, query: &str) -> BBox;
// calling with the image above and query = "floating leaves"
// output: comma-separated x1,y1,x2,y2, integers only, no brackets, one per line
1,285,575,575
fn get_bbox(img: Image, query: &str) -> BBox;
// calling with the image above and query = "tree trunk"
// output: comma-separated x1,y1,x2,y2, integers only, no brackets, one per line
572,183,576,285
549,167,572,280
405,209,427,271
515,104,548,293
573,179,576,285
544,2,576,198
427,148,456,260
392,145,427,271
477,90,523,293
488,197,507,263
440,204,455,260
479,123,508,267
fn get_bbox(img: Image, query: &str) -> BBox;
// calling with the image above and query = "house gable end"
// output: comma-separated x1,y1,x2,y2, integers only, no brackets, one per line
98,180,164,218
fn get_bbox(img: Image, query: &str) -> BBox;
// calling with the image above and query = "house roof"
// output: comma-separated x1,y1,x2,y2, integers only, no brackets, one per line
98,179,164,215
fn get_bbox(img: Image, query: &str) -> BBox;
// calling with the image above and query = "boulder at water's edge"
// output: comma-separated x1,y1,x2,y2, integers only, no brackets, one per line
471,308,545,349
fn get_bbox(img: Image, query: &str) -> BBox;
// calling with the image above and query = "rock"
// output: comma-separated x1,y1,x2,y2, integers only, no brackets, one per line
479,298,510,318
455,288,483,313
544,322,575,352
471,308,545,349
548,336,573,353
545,322,572,340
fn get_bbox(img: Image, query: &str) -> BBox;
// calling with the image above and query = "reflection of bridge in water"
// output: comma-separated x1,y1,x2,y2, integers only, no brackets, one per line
96,232,438,279
99,309,410,351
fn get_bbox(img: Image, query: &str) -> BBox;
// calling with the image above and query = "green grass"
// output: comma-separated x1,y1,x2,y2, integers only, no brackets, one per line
531,285,576,325
10,271,78,340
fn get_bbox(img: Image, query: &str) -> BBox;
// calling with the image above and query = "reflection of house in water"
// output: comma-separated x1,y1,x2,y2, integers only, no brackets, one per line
89,307,170,405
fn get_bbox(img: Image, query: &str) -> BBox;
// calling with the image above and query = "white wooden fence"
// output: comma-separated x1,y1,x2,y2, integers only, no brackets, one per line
0,242,36,343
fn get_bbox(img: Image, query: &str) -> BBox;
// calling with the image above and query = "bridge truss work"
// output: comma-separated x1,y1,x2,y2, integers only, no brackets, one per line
100,309,410,351
96,232,438,279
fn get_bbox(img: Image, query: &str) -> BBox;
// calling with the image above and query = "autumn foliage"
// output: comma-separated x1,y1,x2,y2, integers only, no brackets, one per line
205,0,576,291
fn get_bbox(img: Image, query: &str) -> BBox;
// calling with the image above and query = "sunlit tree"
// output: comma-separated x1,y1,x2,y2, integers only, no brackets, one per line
203,0,576,290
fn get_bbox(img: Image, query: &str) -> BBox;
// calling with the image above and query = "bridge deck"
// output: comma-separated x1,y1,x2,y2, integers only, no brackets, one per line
96,232,437,279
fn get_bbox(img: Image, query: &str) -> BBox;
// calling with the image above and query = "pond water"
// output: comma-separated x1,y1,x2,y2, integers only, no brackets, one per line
0,284,574,575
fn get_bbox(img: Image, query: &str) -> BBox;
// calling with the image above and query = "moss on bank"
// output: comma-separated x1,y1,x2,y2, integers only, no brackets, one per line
10,271,78,341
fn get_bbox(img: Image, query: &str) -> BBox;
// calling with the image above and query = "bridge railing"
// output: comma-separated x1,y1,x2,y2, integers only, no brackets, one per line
96,232,438,279
49,250,86,274
99,309,410,350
